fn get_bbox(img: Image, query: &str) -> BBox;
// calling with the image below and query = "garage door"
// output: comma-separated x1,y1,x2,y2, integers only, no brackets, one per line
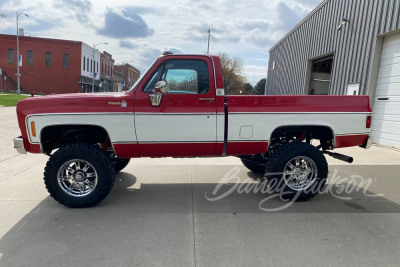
371,31,400,149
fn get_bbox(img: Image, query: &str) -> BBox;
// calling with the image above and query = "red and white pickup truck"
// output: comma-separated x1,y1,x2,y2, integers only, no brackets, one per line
14,54,373,207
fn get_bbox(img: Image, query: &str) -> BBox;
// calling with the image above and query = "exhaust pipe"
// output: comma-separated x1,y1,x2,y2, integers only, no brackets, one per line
323,151,353,163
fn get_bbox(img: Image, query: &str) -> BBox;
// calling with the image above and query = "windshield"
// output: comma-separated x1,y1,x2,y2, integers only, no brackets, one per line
128,59,157,92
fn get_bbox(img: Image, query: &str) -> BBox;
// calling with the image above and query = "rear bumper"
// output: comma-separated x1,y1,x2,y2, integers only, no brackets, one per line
360,136,373,149
13,137,27,154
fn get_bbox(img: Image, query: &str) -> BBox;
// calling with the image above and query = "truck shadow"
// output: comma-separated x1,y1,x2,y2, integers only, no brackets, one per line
0,165,399,265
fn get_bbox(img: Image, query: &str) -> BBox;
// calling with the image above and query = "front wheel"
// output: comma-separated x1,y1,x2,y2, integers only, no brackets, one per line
44,143,116,208
113,158,131,173
265,142,328,202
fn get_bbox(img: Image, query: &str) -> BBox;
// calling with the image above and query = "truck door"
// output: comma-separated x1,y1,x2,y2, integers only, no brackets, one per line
134,56,217,157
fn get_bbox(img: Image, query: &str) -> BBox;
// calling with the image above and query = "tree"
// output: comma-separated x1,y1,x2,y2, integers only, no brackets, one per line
254,78,266,95
244,83,254,95
219,53,247,95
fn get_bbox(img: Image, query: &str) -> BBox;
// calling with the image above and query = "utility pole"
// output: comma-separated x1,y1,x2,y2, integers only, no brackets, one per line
207,28,211,54
92,42,108,93
16,12,29,95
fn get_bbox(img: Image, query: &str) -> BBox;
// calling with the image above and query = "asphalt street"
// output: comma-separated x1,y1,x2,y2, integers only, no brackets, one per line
0,106,399,267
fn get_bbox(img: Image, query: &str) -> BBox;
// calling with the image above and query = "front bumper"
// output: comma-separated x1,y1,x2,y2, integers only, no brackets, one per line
361,136,373,149
13,137,27,154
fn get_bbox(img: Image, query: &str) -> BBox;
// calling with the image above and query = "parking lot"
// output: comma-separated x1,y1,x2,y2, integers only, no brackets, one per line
1,106,399,266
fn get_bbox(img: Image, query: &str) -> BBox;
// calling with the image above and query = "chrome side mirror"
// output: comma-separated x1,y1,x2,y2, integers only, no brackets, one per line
149,94,162,107
155,80,168,94
148,80,168,107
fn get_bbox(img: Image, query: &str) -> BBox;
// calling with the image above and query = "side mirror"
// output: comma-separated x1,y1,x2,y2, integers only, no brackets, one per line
154,80,168,94
149,80,168,107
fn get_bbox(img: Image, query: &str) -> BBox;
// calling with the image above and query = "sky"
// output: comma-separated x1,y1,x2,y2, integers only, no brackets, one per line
0,0,322,85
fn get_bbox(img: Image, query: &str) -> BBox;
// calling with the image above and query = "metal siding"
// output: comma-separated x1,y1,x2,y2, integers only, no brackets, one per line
266,0,400,96
371,32,400,149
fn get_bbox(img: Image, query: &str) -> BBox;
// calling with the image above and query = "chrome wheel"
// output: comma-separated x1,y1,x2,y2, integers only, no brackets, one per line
283,156,318,191
57,159,98,197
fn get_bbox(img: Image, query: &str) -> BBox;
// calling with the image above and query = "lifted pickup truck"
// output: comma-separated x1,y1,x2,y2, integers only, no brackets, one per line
14,54,373,207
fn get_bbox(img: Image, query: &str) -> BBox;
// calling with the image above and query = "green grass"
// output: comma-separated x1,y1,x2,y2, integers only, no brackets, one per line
0,94,30,106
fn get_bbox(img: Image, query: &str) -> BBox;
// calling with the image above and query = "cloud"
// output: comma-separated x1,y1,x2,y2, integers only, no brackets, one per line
116,40,161,70
97,8,153,39
122,6,158,15
244,65,268,85
120,40,138,49
57,0,92,24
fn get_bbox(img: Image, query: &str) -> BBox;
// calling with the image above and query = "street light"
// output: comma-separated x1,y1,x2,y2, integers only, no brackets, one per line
121,61,134,91
16,11,29,95
92,42,108,93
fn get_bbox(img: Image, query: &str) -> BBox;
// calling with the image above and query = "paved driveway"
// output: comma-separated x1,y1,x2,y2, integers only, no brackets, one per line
1,106,399,266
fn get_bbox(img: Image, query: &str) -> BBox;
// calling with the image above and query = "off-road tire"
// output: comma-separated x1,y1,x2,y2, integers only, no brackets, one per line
265,141,328,202
44,143,115,208
241,158,265,173
114,158,131,173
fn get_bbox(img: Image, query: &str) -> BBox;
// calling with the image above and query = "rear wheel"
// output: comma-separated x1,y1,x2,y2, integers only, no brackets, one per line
265,141,328,202
44,143,115,208
241,157,265,173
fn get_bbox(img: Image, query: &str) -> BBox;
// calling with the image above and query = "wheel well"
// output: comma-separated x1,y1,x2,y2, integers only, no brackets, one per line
40,125,111,154
270,125,334,150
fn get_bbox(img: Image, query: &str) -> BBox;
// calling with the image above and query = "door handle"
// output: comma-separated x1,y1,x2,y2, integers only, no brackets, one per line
198,98,215,103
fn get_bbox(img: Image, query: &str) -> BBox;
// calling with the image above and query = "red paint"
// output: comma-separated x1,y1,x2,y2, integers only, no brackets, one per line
226,142,269,156
14,54,372,158
113,143,141,158
366,115,372,129
0,34,82,94
227,95,372,113
335,135,369,148
138,143,218,157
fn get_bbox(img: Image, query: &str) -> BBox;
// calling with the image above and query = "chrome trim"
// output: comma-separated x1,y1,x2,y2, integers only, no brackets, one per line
13,137,27,154
363,137,373,149
229,112,373,114
135,113,217,115
137,141,220,144
26,112,133,117
112,141,137,144
228,140,269,143
336,133,370,136
198,98,215,103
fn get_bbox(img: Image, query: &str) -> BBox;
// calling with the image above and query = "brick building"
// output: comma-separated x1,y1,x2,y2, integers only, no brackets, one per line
100,52,114,92
114,63,140,91
0,33,112,94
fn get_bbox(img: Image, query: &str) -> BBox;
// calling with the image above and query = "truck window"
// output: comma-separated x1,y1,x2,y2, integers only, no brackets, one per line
143,59,209,94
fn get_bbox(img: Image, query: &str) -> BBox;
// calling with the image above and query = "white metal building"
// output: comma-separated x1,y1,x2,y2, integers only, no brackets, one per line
266,0,400,149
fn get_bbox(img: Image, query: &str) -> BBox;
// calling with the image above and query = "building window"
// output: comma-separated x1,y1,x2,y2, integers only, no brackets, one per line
63,54,69,69
83,56,86,70
27,50,33,66
8,49,14,64
102,63,104,75
91,60,93,73
45,52,51,67
97,62,99,73
87,58,89,71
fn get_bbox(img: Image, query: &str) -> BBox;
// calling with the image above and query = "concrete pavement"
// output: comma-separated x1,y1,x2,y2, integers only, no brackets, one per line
0,106,400,266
